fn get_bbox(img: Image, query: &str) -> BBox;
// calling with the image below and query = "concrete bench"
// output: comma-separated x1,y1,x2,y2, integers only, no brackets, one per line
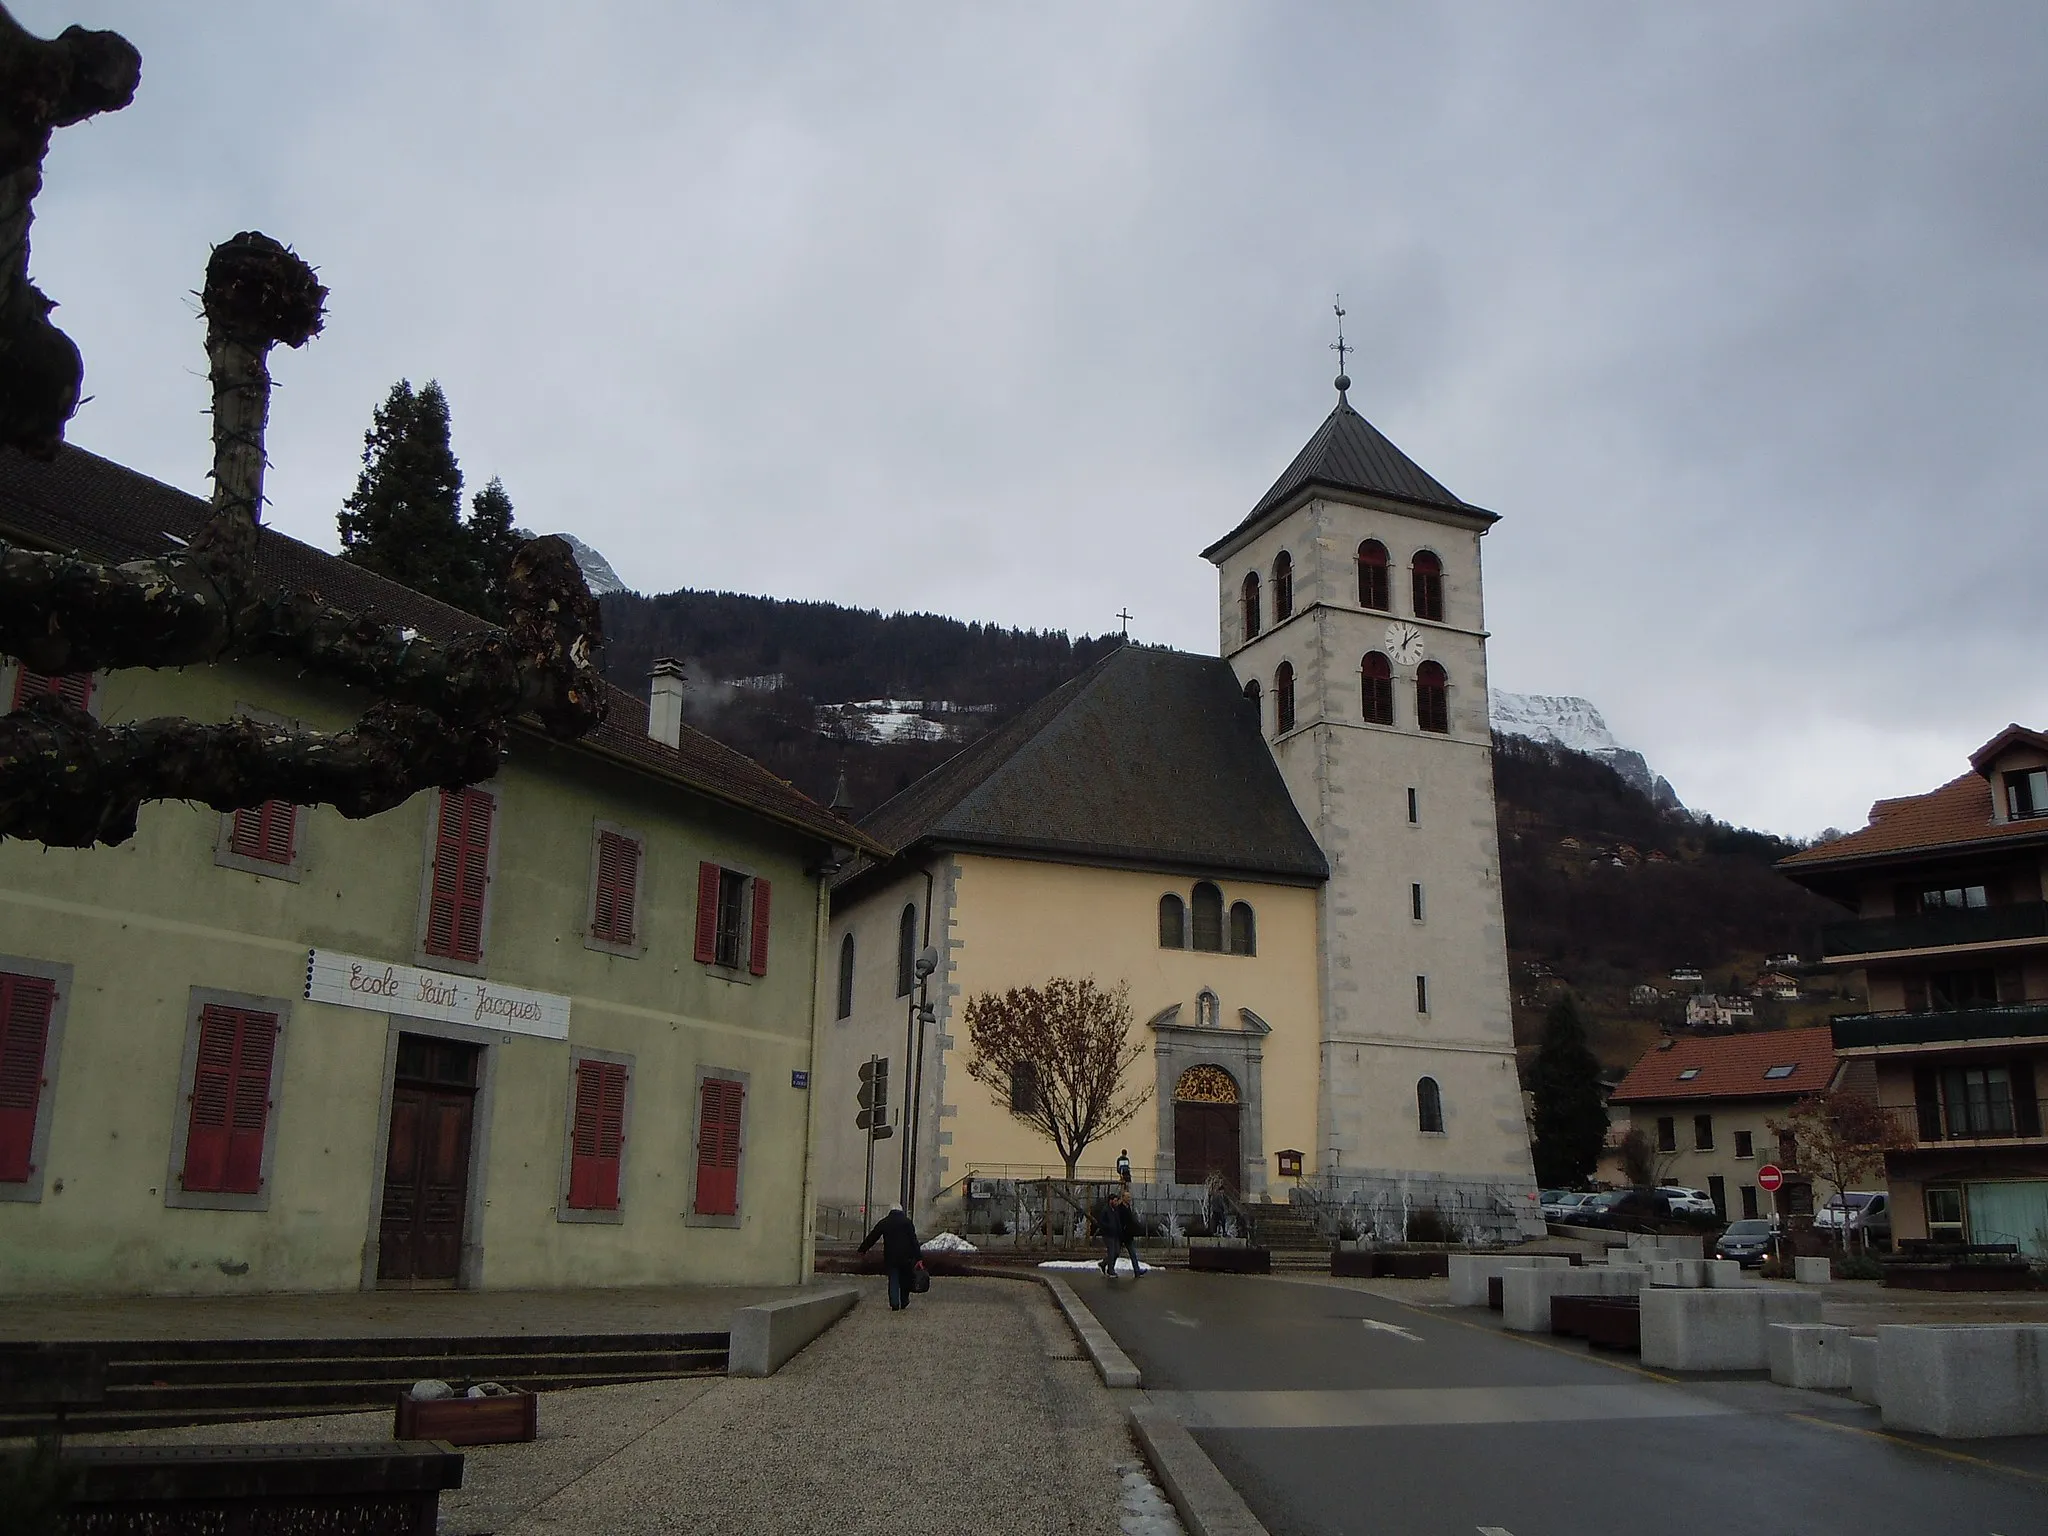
1877,1324,2048,1438
1768,1323,1852,1389
728,1285,859,1377
1793,1256,1833,1284
1448,1253,1571,1307
1503,1265,1643,1332
1648,1258,1746,1289
1639,1288,1823,1371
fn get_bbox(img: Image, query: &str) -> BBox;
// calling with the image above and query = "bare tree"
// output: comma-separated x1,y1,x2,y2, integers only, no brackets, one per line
963,977,1151,1179
1770,1089,1911,1253
0,12,605,847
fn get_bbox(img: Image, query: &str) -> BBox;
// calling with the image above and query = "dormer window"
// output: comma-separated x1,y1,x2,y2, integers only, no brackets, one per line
1241,572,1262,641
1272,551,1293,622
2006,767,2048,820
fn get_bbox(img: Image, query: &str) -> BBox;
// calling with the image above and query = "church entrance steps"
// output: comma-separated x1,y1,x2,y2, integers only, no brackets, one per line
0,1332,728,1436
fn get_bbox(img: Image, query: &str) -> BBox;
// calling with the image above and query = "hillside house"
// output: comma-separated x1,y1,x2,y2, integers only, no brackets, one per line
1685,993,1756,1029
1752,971,1801,1001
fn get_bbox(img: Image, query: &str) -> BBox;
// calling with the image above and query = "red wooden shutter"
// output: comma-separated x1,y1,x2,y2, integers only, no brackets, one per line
748,878,772,976
182,1005,277,1194
567,1059,628,1210
229,801,298,865
11,667,93,711
694,1077,744,1215
592,832,639,945
426,789,493,962
694,861,721,963
0,972,57,1182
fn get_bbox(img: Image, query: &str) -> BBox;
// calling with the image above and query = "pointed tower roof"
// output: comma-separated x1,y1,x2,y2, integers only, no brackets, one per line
1203,391,1497,561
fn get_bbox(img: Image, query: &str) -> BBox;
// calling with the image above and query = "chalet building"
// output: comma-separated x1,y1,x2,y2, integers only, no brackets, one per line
1609,1027,1837,1220
1780,725,2048,1258
822,380,1540,1238
1684,993,1756,1030
0,448,874,1298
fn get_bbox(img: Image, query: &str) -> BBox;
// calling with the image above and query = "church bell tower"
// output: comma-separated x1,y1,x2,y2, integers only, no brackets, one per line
1203,358,1538,1229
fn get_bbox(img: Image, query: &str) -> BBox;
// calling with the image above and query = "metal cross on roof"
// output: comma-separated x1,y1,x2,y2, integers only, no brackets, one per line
1117,607,1133,639
1330,296,1351,395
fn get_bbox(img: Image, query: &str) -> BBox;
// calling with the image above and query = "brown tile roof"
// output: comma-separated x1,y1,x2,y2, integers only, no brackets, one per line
1779,763,2048,872
0,445,882,855
1609,1026,1837,1105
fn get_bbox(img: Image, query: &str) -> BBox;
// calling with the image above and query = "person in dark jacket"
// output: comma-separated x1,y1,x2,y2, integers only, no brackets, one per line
1100,1189,1143,1277
859,1204,923,1310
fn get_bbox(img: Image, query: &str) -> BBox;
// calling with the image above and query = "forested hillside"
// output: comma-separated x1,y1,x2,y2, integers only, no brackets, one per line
600,587,1849,1072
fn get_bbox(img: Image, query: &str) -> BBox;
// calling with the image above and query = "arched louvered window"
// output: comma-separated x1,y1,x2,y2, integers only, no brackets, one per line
1274,661,1296,734
1357,540,1390,610
1159,893,1187,949
1242,677,1261,717
1228,902,1256,956
836,932,855,1019
1361,651,1394,725
1417,1076,1445,1134
896,903,918,996
1416,660,1449,734
1272,551,1293,622
1241,571,1262,641
1191,882,1224,953
1411,550,1444,621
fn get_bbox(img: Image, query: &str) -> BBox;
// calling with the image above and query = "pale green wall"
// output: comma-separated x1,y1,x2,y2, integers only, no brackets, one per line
0,655,827,1297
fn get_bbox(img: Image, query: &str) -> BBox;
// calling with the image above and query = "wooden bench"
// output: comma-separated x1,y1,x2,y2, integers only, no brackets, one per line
60,1442,464,1534
1883,1240,2033,1291
1551,1294,1641,1351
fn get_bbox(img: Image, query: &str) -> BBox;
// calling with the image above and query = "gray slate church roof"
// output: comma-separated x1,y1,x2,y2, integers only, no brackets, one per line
849,645,1328,888
1204,393,1497,560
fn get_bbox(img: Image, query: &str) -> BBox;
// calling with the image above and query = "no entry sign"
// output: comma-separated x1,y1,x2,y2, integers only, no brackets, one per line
1757,1164,1784,1192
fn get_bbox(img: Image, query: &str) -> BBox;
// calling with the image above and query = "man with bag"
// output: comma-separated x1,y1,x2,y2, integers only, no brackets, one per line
858,1203,925,1311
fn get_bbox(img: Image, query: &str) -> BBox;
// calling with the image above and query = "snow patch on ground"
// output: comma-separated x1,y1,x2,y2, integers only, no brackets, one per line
921,1232,978,1252
1040,1258,1148,1275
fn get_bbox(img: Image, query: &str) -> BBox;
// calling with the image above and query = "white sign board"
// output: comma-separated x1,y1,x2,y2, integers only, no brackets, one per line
305,949,571,1040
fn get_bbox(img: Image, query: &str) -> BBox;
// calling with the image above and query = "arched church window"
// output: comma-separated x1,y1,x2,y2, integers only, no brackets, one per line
1361,651,1394,725
1416,661,1449,734
1191,882,1224,952
1174,1063,1239,1103
1417,1076,1445,1134
1228,902,1256,956
1241,571,1262,641
1274,661,1295,734
896,903,918,996
1411,550,1444,622
1272,551,1293,622
1242,678,1261,722
1159,893,1187,949
1358,540,1390,610
836,932,855,1019
1197,989,1220,1030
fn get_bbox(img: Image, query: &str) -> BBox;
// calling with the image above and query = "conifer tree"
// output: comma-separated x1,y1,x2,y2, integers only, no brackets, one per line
465,476,527,623
338,380,469,602
1528,992,1610,1188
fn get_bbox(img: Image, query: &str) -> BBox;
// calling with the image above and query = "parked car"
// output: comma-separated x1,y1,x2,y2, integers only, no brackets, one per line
1541,1190,1595,1222
1577,1188,1670,1229
1657,1186,1719,1219
1814,1191,1891,1245
1715,1217,1776,1268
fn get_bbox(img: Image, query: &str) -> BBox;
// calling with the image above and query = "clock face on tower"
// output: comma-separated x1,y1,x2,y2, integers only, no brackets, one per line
1384,622,1426,667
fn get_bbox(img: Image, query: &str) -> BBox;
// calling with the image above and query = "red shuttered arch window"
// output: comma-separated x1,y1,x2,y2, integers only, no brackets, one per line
1416,661,1450,734
1361,652,1394,726
11,666,93,712
1411,551,1444,622
181,1005,277,1195
1240,571,1261,640
425,789,494,963
567,1058,629,1211
694,1076,745,1216
1274,661,1296,734
1357,540,1390,610
229,801,298,865
591,830,640,946
0,972,57,1183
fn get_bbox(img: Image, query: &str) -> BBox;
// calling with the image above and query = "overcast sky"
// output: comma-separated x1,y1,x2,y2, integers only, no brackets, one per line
17,2,2048,837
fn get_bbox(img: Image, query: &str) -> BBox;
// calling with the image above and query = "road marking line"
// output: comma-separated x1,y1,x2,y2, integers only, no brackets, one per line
1163,1311,1200,1329
1786,1412,2048,1490
1477,1528,1515,1535
1360,1318,1423,1342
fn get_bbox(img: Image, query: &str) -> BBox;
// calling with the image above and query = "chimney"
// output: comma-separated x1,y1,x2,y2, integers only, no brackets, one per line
648,658,686,748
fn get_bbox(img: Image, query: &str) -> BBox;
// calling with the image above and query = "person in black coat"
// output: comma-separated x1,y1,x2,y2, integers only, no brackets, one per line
1100,1188,1143,1277
858,1204,924,1310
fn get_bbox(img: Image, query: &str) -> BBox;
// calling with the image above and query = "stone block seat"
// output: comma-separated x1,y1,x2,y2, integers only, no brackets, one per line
1877,1324,2048,1438
1768,1323,1852,1390
1639,1288,1823,1371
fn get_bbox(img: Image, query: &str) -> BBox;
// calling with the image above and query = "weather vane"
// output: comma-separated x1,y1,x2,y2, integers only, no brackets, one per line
1331,295,1351,395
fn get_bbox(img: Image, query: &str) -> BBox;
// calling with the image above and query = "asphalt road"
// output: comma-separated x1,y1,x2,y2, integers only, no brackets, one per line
1076,1270,2048,1536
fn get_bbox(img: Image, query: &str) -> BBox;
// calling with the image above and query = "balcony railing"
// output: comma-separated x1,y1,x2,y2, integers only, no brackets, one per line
1820,900,2048,960
1878,1100,2048,1146
1832,1002,2048,1049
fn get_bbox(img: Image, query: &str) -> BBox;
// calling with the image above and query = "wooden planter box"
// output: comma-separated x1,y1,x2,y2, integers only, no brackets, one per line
1549,1295,1640,1351
1189,1245,1271,1274
1882,1263,2033,1292
1328,1250,1451,1280
395,1389,537,1446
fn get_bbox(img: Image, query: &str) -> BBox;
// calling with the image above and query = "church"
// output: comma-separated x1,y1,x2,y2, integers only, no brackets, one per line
815,376,1541,1241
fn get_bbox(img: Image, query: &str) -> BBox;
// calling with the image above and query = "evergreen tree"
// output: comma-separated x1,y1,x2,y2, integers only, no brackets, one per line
464,476,526,623
1528,993,1609,1188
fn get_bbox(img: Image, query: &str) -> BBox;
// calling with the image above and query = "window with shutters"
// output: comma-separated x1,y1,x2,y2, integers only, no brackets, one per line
166,989,288,1212
689,1070,748,1224
1274,661,1295,734
1361,652,1394,725
1416,661,1449,734
0,959,69,1204
1271,551,1293,622
1240,571,1261,641
421,786,497,971
560,1053,632,1222
1357,540,1390,610
694,862,772,976
8,664,94,713
1411,550,1444,621
213,706,304,879
837,933,856,1019
585,822,646,957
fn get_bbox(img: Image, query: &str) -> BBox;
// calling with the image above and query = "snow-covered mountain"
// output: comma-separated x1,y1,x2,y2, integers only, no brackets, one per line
1490,691,1682,809
553,533,627,596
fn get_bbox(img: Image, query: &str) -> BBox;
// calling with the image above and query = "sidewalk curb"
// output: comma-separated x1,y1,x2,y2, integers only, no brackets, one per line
1129,1399,1269,1536
1039,1275,1142,1389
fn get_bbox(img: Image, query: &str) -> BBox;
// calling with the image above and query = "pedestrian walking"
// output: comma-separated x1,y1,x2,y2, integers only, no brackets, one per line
1101,1189,1143,1277
858,1203,924,1310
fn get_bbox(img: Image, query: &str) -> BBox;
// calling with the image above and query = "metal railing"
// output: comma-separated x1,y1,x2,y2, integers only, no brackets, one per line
1821,901,2048,959
1877,1099,2048,1145
1831,1003,2048,1049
